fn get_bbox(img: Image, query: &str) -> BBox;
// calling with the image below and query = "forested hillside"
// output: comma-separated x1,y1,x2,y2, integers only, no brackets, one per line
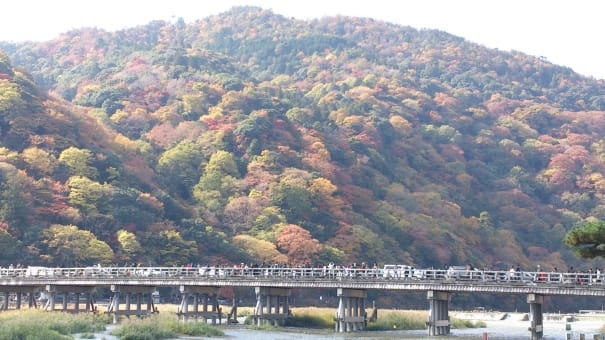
2,6,605,273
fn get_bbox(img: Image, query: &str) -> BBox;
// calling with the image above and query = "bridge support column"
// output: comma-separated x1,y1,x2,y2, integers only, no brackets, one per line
253,287,291,326
427,290,450,336
44,285,96,314
74,293,80,313
527,294,544,340
136,293,142,315
1,292,8,310
28,292,37,309
61,292,68,311
106,285,157,324
178,286,221,324
192,293,199,319
46,291,57,311
111,291,120,324
0,288,39,310
335,288,367,332
227,298,238,324
15,292,22,309
0,292,33,310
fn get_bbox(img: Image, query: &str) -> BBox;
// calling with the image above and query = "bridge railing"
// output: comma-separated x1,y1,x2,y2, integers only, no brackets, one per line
0,266,602,286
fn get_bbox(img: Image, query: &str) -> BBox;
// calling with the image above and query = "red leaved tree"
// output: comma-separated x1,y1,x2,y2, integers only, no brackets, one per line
276,224,322,265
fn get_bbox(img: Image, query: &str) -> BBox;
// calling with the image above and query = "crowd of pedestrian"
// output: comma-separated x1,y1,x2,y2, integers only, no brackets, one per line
1,262,604,285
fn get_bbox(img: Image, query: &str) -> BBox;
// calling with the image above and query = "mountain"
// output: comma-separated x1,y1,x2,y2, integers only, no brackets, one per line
1,6,605,276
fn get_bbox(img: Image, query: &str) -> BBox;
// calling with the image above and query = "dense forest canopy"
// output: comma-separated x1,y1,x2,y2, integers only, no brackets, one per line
1,6,605,279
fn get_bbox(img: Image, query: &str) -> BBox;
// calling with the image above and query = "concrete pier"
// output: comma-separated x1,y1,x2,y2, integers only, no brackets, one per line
528,293,544,340
427,290,451,336
44,285,96,313
335,288,367,332
177,286,222,324
0,286,39,310
1,291,7,310
253,287,291,326
106,285,157,324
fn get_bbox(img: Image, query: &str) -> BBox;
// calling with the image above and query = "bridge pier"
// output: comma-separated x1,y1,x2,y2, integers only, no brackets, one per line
177,286,222,324
335,288,367,332
0,286,39,310
44,285,96,313
107,285,157,324
528,293,544,340
427,290,450,336
253,287,291,326
1,292,7,310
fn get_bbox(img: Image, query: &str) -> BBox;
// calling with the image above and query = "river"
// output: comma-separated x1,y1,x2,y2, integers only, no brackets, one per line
214,318,603,340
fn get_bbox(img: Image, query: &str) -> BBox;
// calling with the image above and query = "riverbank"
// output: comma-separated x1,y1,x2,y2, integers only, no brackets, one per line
9,306,605,340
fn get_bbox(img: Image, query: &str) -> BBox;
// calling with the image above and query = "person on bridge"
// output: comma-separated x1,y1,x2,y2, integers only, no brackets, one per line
508,265,516,281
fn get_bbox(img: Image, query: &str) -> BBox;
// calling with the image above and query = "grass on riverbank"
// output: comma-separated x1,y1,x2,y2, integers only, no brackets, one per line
285,307,335,328
242,307,486,331
366,309,427,330
111,313,224,339
0,309,108,340
365,309,486,331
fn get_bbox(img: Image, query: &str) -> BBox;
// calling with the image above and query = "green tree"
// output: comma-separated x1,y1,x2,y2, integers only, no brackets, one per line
142,229,197,266
270,181,312,222
193,150,240,214
42,224,114,266
182,93,206,120
564,219,605,258
66,176,111,215
479,211,493,229
232,234,287,263
250,206,286,238
204,150,239,177
180,220,248,263
0,163,32,238
316,245,345,265
116,229,142,262
285,107,316,127
157,141,203,199
0,80,25,113
109,188,161,229
0,229,21,265
74,86,124,114
22,147,58,177
157,230,197,266
58,147,98,179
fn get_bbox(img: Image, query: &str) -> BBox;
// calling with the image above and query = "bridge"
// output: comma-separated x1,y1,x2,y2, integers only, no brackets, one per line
1,265,604,339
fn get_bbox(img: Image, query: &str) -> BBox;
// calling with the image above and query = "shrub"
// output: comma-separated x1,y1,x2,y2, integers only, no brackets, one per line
285,307,334,328
0,310,107,339
366,310,426,331
111,313,224,339
111,318,176,340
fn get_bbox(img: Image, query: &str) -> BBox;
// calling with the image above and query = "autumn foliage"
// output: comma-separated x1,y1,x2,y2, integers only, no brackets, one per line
0,7,604,280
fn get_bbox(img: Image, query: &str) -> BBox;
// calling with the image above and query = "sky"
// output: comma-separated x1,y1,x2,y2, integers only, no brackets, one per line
1,0,604,80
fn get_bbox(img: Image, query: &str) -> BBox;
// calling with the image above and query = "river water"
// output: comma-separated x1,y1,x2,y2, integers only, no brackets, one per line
214,319,603,340
79,315,605,340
